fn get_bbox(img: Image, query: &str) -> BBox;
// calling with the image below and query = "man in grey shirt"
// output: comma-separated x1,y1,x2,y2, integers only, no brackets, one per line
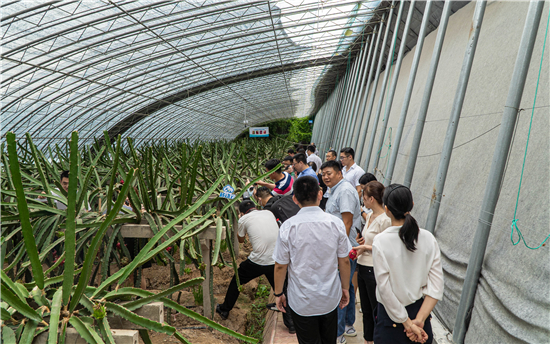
320,160,362,343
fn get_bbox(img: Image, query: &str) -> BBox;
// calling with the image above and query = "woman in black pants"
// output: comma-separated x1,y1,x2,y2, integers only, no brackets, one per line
353,181,391,344
371,185,444,343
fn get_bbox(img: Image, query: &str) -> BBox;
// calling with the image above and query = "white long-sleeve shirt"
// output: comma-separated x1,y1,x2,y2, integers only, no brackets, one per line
372,226,444,323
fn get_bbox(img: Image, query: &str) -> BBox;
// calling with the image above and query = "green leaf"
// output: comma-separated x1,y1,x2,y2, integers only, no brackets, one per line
69,168,137,312
1,326,16,344
104,302,175,335
1,270,29,300
105,134,121,215
62,131,79,305
124,277,204,311
69,316,102,344
26,133,53,207
105,176,224,292
98,317,116,344
19,319,38,344
6,132,44,289
173,331,192,344
139,330,153,344
0,279,41,322
48,288,63,344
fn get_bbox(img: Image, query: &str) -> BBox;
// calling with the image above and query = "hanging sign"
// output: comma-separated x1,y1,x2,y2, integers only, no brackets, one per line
219,185,236,199
249,127,269,138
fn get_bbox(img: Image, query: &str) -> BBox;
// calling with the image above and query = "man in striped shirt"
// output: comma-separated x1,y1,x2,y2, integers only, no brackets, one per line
256,158,294,196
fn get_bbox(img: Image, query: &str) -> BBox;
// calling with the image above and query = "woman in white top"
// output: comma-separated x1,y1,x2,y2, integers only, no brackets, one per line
353,181,391,344
372,184,444,344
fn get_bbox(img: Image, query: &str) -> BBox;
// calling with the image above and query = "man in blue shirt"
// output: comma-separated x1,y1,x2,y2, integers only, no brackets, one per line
292,153,318,181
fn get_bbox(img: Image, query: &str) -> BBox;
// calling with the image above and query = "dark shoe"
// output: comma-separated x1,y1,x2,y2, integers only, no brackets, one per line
266,303,280,312
288,326,296,334
216,304,229,320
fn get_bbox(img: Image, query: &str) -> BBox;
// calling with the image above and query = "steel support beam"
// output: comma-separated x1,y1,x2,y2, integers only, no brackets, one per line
403,0,452,188
356,3,396,163
384,0,433,185
351,12,388,150
425,0,487,233
361,0,405,169
372,0,416,174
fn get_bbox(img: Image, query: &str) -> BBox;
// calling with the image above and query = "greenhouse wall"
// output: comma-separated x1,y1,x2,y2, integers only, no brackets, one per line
313,1,549,343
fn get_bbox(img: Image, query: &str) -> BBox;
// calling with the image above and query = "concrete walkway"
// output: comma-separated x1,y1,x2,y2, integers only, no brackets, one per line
269,297,365,344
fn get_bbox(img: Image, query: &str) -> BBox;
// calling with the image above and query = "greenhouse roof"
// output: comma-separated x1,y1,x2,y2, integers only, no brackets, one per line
1,0,382,147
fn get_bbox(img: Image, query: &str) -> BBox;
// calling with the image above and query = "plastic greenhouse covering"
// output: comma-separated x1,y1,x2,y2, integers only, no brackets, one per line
1,0,381,148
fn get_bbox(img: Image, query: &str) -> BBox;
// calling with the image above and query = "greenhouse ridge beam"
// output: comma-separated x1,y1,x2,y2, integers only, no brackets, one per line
106,55,348,140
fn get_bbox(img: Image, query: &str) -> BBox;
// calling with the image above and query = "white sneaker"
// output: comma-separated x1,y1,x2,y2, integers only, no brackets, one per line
337,335,347,344
344,326,357,337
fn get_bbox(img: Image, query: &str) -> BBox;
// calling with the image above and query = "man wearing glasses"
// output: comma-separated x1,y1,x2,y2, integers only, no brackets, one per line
292,153,318,182
340,147,365,197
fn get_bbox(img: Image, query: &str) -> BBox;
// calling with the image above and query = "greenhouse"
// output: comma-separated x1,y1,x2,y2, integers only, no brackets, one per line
0,1,548,344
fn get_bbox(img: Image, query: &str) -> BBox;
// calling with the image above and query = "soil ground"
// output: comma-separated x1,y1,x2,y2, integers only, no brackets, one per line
106,241,263,344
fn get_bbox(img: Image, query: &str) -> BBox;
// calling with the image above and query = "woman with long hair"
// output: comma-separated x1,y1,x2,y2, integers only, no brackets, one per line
353,181,391,344
372,184,444,344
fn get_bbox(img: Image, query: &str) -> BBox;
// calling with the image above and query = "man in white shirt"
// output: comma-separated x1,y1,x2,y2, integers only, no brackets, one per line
307,145,323,173
340,147,365,196
216,200,280,320
273,176,351,344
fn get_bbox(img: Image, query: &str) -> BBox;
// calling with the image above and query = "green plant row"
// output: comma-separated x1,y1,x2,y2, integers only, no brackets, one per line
1,131,289,343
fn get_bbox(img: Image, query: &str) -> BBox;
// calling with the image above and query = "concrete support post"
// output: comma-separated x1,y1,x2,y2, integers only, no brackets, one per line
362,1,405,170
200,239,213,319
384,0,433,185
343,35,372,147
453,1,545,343
403,0,453,188
372,0,416,174
425,1,487,233
356,3,396,163
351,13,387,149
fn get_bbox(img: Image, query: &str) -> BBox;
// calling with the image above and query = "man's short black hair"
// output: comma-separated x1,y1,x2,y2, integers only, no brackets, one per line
60,170,69,180
297,149,306,154
340,147,355,159
293,153,307,165
264,159,282,173
282,155,293,162
359,173,377,185
256,186,272,199
327,150,337,157
287,148,295,154
320,160,342,173
293,176,320,205
308,161,317,172
239,200,257,214
307,145,315,153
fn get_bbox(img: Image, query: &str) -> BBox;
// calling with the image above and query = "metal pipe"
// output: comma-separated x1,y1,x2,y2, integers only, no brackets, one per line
403,0,452,188
348,27,378,147
372,0,416,173
337,54,361,149
355,3,396,162
351,12,387,149
344,35,372,147
333,63,352,149
342,38,368,147
384,0,433,185
328,77,347,148
453,1,545,342
361,0,405,169
425,1,487,233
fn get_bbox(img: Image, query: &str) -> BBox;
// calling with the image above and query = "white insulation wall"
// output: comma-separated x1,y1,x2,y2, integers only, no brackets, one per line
313,1,549,343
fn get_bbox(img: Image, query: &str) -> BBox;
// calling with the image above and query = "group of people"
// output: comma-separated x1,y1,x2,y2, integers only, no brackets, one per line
216,144,444,344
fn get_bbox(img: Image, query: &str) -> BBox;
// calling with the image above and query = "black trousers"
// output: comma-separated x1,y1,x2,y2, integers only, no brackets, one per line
289,306,338,344
373,298,433,344
357,264,377,341
220,259,275,312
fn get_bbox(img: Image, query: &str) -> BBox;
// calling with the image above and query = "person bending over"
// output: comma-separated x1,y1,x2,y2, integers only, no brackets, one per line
372,185,444,344
216,200,280,320
255,158,294,196
273,176,351,344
